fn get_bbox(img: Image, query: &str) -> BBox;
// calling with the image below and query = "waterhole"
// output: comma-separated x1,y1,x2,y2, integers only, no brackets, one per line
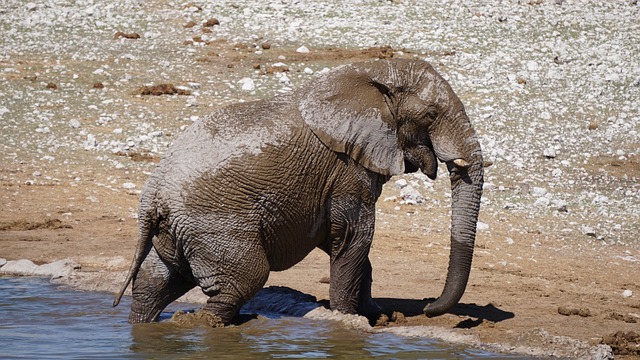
0,277,522,359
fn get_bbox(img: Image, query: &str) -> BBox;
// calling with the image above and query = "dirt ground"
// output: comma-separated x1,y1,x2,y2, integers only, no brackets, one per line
1,41,639,358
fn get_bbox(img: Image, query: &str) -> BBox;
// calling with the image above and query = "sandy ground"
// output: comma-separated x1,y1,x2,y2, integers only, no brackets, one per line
1,1,639,358
1,127,639,358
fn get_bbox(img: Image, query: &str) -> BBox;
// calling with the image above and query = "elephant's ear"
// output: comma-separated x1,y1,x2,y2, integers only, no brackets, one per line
299,68,405,176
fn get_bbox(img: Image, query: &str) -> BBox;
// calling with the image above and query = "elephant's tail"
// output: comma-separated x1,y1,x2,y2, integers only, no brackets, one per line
113,201,157,307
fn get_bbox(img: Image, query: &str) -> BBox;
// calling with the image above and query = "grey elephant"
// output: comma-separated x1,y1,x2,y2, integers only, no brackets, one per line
113,59,484,324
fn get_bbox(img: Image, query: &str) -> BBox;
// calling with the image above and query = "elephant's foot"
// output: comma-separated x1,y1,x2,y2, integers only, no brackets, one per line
170,310,225,328
358,297,382,321
128,307,162,323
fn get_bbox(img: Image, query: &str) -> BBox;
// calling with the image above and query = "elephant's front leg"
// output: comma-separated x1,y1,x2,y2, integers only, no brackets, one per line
328,210,380,318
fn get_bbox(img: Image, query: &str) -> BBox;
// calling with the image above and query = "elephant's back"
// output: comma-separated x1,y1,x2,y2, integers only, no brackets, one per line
154,97,301,189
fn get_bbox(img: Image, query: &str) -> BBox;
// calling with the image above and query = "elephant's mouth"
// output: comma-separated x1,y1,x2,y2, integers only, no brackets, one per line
403,158,419,173
404,145,438,179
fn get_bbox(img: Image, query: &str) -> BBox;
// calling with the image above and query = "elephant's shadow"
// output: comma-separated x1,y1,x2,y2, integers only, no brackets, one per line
374,297,514,328
236,287,513,329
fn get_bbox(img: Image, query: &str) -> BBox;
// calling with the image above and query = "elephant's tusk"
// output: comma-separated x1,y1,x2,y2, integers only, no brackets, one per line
452,158,470,168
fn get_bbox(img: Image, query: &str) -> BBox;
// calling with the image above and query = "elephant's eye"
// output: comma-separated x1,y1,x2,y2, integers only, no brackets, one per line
425,108,438,123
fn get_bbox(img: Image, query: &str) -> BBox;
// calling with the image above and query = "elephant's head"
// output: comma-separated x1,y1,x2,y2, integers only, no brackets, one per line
299,59,484,316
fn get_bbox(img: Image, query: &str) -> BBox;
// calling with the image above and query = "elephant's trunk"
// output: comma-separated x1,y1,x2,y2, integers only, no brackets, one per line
424,145,483,317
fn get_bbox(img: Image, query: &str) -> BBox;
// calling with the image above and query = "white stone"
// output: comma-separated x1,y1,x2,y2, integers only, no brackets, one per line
239,78,255,91
277,73,291,84
592,195,609,205
532,187,547,196
622,289,633,298
303,67,314,74
534,197,550,206
395,179,408,188
69,119,81,128
476,221,490,231
400,185,424,204
296,46,310,53
581,225,596,237
33,259,79,279
0,259,38,275
543,147,557,158
122,182,136,189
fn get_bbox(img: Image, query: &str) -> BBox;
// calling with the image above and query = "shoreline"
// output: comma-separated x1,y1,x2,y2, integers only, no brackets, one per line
0,256,616,359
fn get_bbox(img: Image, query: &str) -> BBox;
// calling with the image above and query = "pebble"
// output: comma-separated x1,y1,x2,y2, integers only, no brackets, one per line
69,119,81,128
239,78,256,91
395,179,408,189
543,148,557,159
532,187,547,197
296,46,310,53
122,182,136,189
581,226,596,237
476,221,490,231
622,289,633,298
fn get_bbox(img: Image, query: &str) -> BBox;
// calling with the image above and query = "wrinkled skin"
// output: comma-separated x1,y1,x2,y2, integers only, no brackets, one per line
113,59,484,324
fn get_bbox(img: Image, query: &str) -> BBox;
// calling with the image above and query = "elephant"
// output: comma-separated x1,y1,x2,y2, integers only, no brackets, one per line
113,59,484,324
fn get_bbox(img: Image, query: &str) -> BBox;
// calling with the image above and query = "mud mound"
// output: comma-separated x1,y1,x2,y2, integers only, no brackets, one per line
132,84,191,96
602,331,640,356
0,219,71,231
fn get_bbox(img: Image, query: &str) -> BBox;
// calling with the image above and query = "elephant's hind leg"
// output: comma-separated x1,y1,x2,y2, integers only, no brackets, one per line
129,247,196,323
192,241,270,324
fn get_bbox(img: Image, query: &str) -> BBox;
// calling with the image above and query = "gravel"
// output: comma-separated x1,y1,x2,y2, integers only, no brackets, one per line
1,0,638,246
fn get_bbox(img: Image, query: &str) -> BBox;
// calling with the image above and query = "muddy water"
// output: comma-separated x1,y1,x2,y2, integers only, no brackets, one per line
0,277,521,359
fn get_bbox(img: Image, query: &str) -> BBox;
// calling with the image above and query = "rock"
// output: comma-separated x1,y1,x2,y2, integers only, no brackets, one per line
400,185,424,205
0,259,38,275
543,147,557,158
296,45,310,53
113,31,141,40
476,221,490,231
203,18,220,27
69,119,81,128
122,182,136,189
581,225,596,237
33,259,80,279
0,258,6,267
395,179,408,189
239,78,255,91
534,197,550,206
622,289,633,298
532,187,547,196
